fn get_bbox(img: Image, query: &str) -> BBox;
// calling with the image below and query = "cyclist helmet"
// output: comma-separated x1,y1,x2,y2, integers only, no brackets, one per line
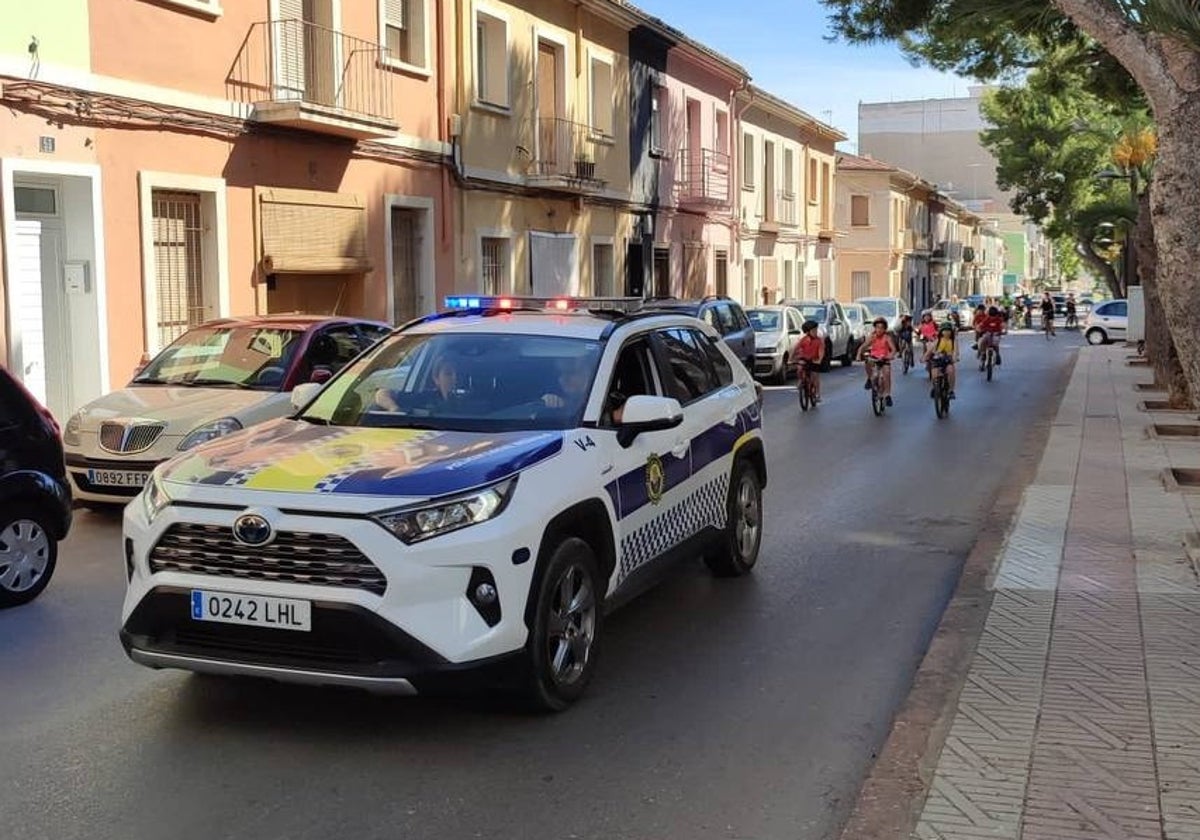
988,306,1000,317
901,313,913,322
801,319,819,334
940,322,956,334
872,317,888,328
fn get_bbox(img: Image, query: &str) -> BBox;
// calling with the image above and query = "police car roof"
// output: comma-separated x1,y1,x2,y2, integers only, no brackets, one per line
406,309,693,341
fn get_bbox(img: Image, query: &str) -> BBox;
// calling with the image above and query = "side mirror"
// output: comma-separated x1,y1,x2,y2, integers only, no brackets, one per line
616,395,684,448
290,381,322,411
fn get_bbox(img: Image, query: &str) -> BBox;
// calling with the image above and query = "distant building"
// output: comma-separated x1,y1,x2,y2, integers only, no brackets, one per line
859,88,1054,292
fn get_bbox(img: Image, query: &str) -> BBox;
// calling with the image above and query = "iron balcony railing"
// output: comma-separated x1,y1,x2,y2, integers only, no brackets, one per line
533,117,604,183
678,148,731,206
229,19,395,124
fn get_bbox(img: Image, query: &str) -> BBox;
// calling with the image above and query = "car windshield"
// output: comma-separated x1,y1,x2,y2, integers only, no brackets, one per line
748,310,782,332
299,332,603,432
861,300,898,318
799,305,826,321
133,325,304,390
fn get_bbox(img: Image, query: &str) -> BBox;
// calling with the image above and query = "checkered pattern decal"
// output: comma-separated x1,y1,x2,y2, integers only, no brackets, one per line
618,472,729,580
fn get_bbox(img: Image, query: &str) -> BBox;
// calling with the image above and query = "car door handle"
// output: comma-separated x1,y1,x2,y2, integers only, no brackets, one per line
671,438,690,459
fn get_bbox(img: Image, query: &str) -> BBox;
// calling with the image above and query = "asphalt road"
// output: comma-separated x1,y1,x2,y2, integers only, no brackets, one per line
0,330,1082,840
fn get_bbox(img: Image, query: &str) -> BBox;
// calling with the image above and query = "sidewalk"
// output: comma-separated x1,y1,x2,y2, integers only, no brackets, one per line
913,344,1200,840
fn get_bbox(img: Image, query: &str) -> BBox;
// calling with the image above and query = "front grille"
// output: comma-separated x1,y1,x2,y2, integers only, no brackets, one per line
100,421,165,454
149,523,387,595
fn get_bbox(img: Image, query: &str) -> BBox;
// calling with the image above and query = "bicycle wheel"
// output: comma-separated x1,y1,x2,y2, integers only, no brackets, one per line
903,347,913,375
798,376,811,412
935,379,950,418
871,379,885,416
986,349,994,382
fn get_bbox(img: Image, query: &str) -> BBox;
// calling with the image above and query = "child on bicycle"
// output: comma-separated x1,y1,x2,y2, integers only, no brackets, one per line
858,317,898,406
977,306,1006,367
970,304,987,349
793,319,825,402
924,322,959,400
897,314,915,350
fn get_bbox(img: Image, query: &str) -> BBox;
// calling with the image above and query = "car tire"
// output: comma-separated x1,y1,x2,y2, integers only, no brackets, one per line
771,353,789,385
821,340,834,372
0,504,58,609
1086,327,1108,346
523,537,603,712
704,458,763,578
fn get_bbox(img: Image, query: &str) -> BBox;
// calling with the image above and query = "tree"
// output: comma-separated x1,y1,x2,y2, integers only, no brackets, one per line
975,56,1134,298
822,0,1200,409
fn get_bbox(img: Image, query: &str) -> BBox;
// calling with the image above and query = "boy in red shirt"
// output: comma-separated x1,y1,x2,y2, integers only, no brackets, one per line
978,306,1006,366
794,320,825,402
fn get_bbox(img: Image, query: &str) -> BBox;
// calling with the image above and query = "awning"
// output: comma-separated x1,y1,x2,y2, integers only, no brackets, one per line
257,187,371,274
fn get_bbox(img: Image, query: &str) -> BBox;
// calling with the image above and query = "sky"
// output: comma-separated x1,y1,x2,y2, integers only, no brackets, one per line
635,0,971,149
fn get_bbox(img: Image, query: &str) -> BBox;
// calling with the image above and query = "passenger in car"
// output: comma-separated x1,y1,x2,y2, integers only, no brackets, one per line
541,358,591,409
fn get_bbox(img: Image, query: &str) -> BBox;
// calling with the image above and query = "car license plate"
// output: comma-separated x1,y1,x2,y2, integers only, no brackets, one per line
190,590,312,632
87,468,149,488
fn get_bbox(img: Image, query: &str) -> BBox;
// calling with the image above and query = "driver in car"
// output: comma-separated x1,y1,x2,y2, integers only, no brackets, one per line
541,358,591,410
375,356,462,412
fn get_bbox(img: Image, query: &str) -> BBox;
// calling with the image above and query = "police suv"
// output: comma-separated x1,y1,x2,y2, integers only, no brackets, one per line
120,296,767,710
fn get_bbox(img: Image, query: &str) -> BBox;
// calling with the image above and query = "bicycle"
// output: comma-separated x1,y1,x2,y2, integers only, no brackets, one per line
931,359,952,418
796,361,819,412
1065,311,1078,330
866,358,891,416
899,338,914,375
1042,313,1055,340
980,341,998,381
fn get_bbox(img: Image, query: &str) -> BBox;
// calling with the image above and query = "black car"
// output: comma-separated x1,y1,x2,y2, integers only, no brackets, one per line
639,296,756,370
0,365,72,607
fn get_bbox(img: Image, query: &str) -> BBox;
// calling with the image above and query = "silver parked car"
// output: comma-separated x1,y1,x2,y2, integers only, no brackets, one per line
781,299,854,370
747,305,805,383
841,302,870,358
1084,299,1128,345
856,296,912,333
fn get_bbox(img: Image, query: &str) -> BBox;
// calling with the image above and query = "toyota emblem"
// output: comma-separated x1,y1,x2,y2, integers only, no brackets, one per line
233,513,273,546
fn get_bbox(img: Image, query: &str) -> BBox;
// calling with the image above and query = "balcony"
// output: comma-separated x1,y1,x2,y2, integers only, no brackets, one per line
677,148,731,208
528,118,606,193
230,20,397,140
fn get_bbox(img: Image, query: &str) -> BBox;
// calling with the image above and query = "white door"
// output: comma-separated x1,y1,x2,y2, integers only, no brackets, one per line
529,232,579,296
11,220,69,418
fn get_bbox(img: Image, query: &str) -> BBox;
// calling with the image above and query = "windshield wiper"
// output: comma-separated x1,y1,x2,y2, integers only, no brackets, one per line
183,378,251,389
132,376,171,385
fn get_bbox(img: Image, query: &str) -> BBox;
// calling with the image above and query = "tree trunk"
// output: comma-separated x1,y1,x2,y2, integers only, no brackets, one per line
1136,191,1190,407
1075,239,1122,299
1148,103,1200,411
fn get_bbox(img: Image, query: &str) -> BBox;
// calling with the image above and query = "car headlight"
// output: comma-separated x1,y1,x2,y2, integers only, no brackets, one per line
142,471,171,523
374,478,517,544
178,417,243,451
63,411,84,447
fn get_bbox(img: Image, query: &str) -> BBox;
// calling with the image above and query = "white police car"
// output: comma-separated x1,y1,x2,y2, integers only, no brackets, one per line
120,296,767,710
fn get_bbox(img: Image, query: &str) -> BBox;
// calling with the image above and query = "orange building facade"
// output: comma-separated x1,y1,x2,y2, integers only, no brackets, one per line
1,0,454,421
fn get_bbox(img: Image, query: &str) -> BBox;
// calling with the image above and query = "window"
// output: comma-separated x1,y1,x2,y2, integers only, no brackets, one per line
650,85,665,152
590,57,614,137
14,186,57,216
152,190,207,349
851,195,871,227
653,247,670,297
742,133,755,188
592,242,615,297
715,110,729,154
849,272,868,298
783,149,795,198
714,250,728,296
475,10,509,107
480,236,510,295
302,326,366,382
700,333,734,387
603,339,658,427
821,162,831,226
656,328,718,403
358,325,393,348
808,158,818,202
383,0,427,71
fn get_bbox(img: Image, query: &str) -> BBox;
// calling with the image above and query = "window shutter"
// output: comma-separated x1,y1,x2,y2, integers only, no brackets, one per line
274,0,305,99
385,0,406,28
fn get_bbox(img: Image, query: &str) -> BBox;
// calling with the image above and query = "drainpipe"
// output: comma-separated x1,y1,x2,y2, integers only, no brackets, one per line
730,81,752,298
435,0,449,249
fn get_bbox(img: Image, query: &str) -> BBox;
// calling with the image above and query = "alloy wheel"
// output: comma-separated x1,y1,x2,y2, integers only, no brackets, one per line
545,564,597,687
734,471,762,560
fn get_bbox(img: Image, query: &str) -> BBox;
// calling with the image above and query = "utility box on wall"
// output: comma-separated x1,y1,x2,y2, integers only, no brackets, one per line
1127,285,1145,344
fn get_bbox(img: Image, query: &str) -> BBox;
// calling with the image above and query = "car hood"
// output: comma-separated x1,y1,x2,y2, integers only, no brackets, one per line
74,386,278,434
159,418,565,497
755,331,783,350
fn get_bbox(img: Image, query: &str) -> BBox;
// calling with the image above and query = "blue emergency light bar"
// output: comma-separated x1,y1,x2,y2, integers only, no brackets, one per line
443,295,645,313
